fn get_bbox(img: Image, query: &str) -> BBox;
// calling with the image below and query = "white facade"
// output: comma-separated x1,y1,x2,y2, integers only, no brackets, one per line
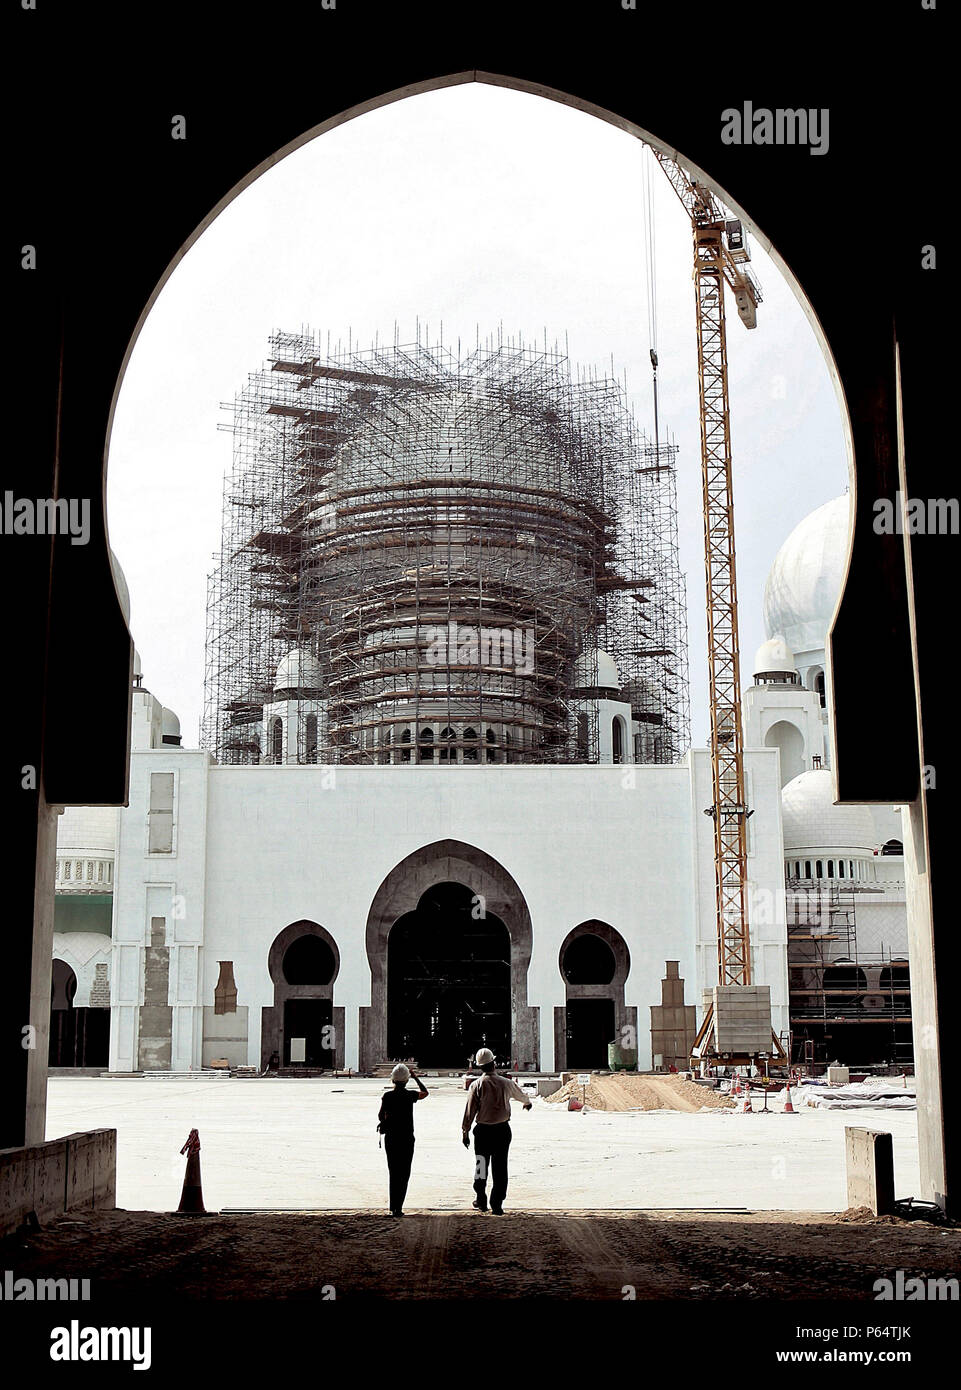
108,749,789,1073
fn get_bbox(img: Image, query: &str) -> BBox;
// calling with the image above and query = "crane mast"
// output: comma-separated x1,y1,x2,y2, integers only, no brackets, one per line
650,152,772,1056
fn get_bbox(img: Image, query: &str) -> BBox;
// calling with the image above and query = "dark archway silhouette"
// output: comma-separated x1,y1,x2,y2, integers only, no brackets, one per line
362,839,535,1072
555,921,634,1071
49,959,108,1069
261,920,344,1070
387,881,511,1066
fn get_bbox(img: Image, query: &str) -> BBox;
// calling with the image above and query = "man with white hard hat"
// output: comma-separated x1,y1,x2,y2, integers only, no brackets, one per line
461,1048,532,1214
377,1062,429,1216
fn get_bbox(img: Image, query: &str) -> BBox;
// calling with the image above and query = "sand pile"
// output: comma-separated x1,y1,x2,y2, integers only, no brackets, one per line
544,1074,735,1113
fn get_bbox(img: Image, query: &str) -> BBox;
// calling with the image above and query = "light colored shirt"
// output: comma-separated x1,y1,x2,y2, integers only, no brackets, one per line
462,1072,531,1132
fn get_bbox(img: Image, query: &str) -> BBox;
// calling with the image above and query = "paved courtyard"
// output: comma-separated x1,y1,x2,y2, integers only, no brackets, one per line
45,1076,922,1213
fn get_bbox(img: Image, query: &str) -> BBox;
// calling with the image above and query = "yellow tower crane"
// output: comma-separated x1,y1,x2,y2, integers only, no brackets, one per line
650,150,785,1067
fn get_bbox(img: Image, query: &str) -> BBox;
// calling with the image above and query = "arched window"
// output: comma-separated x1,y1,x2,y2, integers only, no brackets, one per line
827,859,834,877
576,712,589,760
418,727,434,762
462,727,479,762
804,861,812,878
562,933,617,985
439,726,456,762
400,727,411,762
816,860,823,877
305,713,318,764
838,859,845,878
612,716,624,764
271,717,283,763
486,728,497,763
814,671,826,709
282,933,336,986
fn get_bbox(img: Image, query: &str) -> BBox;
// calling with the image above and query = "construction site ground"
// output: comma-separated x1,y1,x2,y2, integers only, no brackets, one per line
4,1205,959,1303
46,1074,923,1213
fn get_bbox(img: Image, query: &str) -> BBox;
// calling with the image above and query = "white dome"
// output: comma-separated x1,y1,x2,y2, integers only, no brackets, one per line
275,648,324,693
109,549,131,625
763,495,851,656
753,634,797,677
781,769,877,853
572,648,620,691
57,805,118,855
161,707,181,740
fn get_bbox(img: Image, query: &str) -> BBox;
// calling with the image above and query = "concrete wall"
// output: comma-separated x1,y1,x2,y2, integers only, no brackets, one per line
0,1129,116,1238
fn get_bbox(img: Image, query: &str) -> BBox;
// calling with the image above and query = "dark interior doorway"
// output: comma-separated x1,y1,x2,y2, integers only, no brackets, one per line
49,959,109,1067
282,998,334,1068
387,881,510,1066
565,998,616,1068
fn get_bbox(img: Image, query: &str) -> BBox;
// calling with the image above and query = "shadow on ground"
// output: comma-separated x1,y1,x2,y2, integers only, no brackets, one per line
3,1209,959,1300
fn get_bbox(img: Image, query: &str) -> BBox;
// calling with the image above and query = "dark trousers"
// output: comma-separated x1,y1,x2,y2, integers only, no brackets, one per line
472,1122,512,1210
384,1134,415,1212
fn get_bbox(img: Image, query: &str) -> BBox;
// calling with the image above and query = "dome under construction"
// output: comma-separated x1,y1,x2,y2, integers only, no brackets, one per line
203,331,689,767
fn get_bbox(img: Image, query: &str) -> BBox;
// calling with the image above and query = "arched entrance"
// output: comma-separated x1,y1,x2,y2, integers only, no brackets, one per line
361,840,535,1072
555,921,634,1071
48,959,109,1068
387,882,511,1067
261,921,344,1071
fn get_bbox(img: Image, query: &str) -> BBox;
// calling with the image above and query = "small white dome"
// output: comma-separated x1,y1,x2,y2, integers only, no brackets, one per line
754,634,797,677
161,707,181,740
763,495,851,656
275,648,324,693
572,648,620,692
781,769,877,853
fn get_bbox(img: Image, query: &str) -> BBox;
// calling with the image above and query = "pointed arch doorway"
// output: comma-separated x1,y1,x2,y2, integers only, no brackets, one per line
362,840,536,1072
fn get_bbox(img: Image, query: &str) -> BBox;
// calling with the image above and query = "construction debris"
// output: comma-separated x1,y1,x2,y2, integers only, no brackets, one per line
544,1073,735,1112
799,1078,917,1110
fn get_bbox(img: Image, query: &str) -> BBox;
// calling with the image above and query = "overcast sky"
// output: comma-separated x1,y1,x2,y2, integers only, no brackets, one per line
107,83,847,748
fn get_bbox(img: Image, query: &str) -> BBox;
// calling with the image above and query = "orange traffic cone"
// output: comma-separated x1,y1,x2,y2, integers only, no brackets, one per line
783,1084,796,1114
731,1073,741,1096
740,1084,753,1114
177,1128,208,1214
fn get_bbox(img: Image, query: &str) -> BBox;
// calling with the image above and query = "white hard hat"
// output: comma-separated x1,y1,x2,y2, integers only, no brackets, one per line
474,1048,495,1066
391,1063,410,1084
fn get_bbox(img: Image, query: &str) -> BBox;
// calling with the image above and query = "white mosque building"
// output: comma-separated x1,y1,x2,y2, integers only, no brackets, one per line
745,495,910,1065
51,408,909,1076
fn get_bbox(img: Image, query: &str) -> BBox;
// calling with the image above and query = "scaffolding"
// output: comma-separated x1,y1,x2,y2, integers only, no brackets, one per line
202,330,690,768
785,878,913,1067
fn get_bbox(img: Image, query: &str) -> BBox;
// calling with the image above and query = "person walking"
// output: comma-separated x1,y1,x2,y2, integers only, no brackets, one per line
377,1063,428,1217
461,1047,532,1215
